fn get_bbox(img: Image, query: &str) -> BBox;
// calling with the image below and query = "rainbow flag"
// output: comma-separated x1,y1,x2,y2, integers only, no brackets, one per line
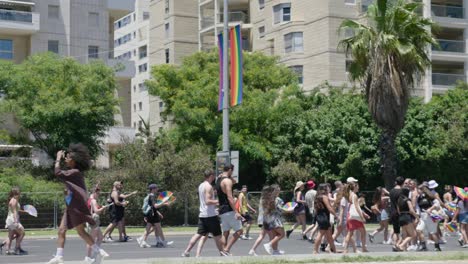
446,222,457,232
218,33,224,111
229,24,243,107
447,202,457,212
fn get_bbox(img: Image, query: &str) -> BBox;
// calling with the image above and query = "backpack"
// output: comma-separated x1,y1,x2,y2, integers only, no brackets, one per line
142,194,151,215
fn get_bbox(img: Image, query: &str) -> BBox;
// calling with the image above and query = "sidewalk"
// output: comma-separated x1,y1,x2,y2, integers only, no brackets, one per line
25,251,468,264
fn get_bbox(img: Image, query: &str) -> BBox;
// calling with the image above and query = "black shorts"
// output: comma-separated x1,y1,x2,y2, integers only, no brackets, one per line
391,214,401,234
399,213,414,227
197,216,222,237
241,213,253,223
110,206,124,223
145,212,161,224
316,213,330,230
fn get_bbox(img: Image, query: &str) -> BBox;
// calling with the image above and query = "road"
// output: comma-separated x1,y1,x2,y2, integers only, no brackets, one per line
1,232,467,264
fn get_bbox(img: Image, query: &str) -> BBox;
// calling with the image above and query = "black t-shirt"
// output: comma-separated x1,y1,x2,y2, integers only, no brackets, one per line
418,193,433,210
398,197,410,213
389,188,402,216
216,177,233,215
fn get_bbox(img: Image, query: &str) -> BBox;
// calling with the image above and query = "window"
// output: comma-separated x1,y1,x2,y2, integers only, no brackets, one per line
289,65,303,84
165,23,170,38
284,32,303,53
138,102,143,111
259,0,265,10
0,39,13,60
133,122,136,128
48,5,59,19
133,13,136,21
88,46,99,59
133,31,136,39
88,12,99,27
134,49,137,56
138,63,148,73
143,12,150,20
48,40,59,54
139,83,147,91
165,49,170,63
273,3,291,24
139,45,147,59
159,102,165,111
133,104,136,112
114,15,131,29
258,26,265,38
115,33,132,47
165,0,170,14
133,85,136,93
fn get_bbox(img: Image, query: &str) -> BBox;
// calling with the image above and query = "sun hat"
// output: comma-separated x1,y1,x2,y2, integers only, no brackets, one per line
306,180,316,189
346,177,358,184
294,181,305,192
428,180,439,189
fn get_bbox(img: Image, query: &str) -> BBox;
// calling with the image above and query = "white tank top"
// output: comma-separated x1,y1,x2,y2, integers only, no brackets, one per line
199,181,217,218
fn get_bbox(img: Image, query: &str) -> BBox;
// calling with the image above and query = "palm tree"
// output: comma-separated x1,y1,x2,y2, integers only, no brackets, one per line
339,0,437,189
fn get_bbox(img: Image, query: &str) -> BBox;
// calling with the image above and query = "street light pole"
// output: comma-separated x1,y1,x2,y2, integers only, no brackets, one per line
222,0,230,154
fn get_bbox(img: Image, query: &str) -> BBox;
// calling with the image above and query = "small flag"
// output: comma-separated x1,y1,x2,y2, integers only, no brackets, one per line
218,33,224,111
229,24,243,107
446,222,457,232
447,202,457,212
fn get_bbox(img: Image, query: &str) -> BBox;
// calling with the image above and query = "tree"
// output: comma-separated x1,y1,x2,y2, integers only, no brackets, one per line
147,51,300,188
339,0,437,188
0,53,119,158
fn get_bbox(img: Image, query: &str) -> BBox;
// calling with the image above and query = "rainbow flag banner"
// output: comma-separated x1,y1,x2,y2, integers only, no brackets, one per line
446,222,457,232
229,24,243,107
218,33,224,111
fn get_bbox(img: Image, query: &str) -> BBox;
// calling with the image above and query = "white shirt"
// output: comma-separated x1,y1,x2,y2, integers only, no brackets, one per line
198,181,217,218
305,189,317,214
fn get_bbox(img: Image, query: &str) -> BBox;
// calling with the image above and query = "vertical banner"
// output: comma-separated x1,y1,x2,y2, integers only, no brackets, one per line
229,25,243,107
218,33,224,111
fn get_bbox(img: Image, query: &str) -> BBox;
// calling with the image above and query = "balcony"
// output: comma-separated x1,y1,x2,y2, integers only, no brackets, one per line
0,9,39,35
433,39,465,52
431,4,464,19
219,11,249,24
432,73,465,86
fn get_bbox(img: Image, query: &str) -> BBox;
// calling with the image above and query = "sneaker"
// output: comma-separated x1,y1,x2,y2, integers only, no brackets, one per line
219,250,231,256
84,256,95,264
407,245,417,251
181,252,190,257
382,240,392,245
263,243,272,255
0,241,5,254
140,241,151,248
462,244,468,248
98,248,109,258
368,234,374,243
246,235,253,240
439,239,447,244
356,241,362,248
286,230,293,239
103,236,114,243
15,248,28,255
240,235,249,240
46,256,64,264
272,250,283,255
334,241,342,246
248,249,257,256
136,236,143,246
124,236,133,241
458,239,464,246
427,239,435,244
303,235,308,240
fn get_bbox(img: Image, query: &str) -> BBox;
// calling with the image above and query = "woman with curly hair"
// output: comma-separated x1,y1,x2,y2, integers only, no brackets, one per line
3,187,26,255
369,187,391,244
47,143,109,264
262,184,285,255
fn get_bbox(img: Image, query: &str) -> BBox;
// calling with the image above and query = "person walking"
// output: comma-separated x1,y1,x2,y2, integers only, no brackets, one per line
451,187,468,248
313,184,337,254
138,184,174,248
303,180,318,242
262,184,286,255
248,185,274,256
47,144,108,264
342,181,369,253
86,185,110,257
389,176,405,245
4,187,26,255
369,187,391,244
394,188,419,251
238,185,257,240
181,169,227,257
216,164,243,255
286,181,307,239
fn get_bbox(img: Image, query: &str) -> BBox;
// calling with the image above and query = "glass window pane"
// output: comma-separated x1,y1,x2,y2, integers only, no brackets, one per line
48,40,59,54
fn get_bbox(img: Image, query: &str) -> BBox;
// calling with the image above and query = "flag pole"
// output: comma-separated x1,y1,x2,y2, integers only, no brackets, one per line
222,0,230,154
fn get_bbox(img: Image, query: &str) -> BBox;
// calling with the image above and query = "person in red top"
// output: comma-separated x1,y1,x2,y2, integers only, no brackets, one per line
47,144,109,264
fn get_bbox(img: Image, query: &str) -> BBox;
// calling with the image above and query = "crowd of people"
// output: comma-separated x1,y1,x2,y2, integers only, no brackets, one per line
1,144,467,262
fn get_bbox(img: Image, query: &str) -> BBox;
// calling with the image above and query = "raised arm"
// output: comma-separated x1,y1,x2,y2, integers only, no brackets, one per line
120,191,138,199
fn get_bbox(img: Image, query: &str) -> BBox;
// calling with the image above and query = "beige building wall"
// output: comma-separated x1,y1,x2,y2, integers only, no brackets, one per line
148,0,198,133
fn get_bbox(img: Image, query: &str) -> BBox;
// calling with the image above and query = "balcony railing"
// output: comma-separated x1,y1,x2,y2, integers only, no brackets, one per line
432,73,465,86
433,39,465,53
201,17,214,29
219,11,249,24
0,9,32,23
431,4,464,19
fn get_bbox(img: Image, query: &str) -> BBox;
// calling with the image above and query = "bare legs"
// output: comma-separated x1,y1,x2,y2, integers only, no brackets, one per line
224,229,242,253
314,228,336,254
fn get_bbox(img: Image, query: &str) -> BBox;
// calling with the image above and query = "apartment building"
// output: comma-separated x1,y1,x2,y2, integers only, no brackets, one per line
113,0,154,133
0,0,136,167
148,0,198,133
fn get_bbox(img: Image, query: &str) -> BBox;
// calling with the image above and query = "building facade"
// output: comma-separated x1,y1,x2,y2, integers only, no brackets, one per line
148,0,198,133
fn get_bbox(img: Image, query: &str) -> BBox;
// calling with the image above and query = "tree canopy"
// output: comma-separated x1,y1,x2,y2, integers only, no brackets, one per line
0,53,119,157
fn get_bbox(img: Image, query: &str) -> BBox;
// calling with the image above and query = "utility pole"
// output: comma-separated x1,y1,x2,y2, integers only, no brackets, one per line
222,0,230,153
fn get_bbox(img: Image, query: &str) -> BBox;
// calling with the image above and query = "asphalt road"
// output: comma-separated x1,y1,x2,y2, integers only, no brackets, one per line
1,231,466,264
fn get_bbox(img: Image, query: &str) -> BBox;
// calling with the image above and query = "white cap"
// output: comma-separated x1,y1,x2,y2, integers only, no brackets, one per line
346,177,358,183
428,180,439,189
